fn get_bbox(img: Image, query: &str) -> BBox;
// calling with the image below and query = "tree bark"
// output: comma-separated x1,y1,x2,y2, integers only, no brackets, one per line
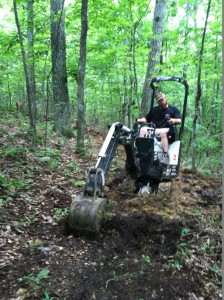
76,0,88,153
191,0,211,170
13,0,37,146
50,0,72,137
27,0,37,124
141,0,167,114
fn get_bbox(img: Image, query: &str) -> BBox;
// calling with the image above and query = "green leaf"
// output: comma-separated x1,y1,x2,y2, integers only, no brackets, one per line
38,268,50,279
39,157,51,162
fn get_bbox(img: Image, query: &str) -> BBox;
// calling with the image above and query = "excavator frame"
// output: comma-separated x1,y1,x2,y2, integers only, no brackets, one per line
69,76,189,235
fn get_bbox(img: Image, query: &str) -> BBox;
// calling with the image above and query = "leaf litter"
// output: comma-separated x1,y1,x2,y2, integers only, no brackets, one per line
0,123,222,300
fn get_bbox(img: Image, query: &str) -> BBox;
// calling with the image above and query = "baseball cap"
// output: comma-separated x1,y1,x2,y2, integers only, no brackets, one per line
155,92,165,102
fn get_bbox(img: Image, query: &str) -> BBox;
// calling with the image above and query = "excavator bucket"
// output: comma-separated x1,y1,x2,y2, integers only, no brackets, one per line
68,194,107,235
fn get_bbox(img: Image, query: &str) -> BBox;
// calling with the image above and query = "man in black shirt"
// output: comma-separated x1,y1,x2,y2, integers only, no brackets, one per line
135,92,182,164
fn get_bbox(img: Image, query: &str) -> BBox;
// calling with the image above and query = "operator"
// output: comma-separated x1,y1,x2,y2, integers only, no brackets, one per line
135,92,182,164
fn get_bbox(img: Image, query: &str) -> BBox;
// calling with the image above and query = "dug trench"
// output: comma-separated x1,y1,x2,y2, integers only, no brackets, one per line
0,130,222,300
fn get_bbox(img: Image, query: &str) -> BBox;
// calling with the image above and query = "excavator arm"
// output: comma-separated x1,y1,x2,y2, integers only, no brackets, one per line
69,122,131,235
83,122,131,198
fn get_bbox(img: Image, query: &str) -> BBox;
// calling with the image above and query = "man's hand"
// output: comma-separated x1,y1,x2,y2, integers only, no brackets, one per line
167,118,182,125
167,118,175,125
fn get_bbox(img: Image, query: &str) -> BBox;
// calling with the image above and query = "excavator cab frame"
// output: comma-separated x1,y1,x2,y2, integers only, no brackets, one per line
150,76,189,141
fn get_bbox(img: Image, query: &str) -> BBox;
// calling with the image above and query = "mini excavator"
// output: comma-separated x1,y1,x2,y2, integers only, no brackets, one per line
69,76,188,235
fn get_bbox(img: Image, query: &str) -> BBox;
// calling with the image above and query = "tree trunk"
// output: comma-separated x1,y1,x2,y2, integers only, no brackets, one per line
128,60,133,128
27,0,37,124
7,81,12,109
76,0,88,153
141,0,167,114
50,0,72,137
13,0,37,146
191,0,211,170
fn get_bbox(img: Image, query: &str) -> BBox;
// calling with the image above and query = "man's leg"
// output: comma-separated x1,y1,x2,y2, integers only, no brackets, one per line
160,131,169,153
139,128,147,137
160,131,169,164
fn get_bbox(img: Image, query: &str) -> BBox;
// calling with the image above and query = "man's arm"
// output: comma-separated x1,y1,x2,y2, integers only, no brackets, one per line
168,106,182,125
167,118,182,125
135,117,147,123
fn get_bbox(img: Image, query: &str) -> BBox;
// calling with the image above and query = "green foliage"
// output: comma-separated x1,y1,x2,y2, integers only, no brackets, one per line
0,171,30,192
53,208,69,223
182,209,202,217
0,172,9,190
0,0,221,174
66,162,81,174
28,240,44,247
20,268,50,295
1,146,29,160
43,292,54,300
181,226,190,236
182,119,222,174
110,163,120,173
48,159,59,170
75,180,85,187
103,211,114,220
15,213,36,226
105,252,151,289
211,263,218,273
23,268,50,284
166,258,181,270
141,254,151,270
37,148,61,170
37,148,61,158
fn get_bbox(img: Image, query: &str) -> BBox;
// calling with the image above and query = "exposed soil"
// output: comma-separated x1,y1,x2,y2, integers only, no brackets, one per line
0,121,222,300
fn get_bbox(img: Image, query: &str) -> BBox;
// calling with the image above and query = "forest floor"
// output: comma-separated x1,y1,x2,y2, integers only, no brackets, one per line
0,115,222,300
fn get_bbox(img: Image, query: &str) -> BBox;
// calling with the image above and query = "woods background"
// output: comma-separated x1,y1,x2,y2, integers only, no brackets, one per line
0,0,222,174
